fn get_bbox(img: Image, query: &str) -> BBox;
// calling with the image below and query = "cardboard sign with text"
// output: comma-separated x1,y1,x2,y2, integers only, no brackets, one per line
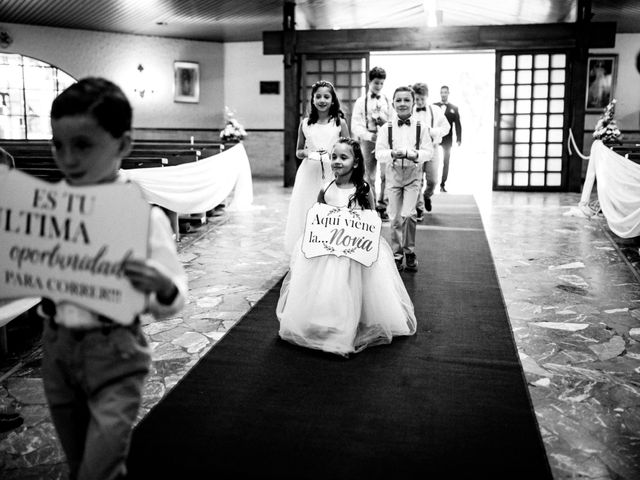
0,167,151,324
302,203,381,266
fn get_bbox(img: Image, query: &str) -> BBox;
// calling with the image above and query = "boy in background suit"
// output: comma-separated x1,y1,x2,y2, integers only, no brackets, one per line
351,66,390,219
411,82,450,217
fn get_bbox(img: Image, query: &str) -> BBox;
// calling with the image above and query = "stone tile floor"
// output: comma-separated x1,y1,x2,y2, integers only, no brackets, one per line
1,179,639,480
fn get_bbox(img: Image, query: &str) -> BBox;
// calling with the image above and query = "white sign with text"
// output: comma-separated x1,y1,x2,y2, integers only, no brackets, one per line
0,167,150,324
302,203,381,266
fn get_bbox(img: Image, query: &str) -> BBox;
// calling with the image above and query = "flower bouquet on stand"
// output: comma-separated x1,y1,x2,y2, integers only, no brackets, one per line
220,106,247,143
593,99,623,146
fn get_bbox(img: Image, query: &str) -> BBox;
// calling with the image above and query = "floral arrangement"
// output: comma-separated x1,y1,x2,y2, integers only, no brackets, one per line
220,106,247,142
593,99,623,145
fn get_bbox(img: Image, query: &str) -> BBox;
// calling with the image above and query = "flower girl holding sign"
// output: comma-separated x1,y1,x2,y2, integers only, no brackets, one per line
277,137,416,357
283,80,349,254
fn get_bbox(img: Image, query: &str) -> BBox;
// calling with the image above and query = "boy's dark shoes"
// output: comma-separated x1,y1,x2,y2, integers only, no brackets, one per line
424,196,432,212
405,253,418,271
395,258,404,272
416,208,424,222
440,184,447,192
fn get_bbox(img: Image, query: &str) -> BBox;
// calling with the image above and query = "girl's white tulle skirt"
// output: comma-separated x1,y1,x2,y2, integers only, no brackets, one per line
276,236,417,357
283,158,330,255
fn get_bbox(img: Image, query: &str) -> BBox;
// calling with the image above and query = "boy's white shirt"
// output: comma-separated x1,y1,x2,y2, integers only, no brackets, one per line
351,91,390,142
53,173,188,328
375,112,434,165
413,105,451,145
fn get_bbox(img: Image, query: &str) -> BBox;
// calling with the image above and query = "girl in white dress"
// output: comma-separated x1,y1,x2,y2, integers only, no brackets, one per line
277,138,417,357
283,80,349,254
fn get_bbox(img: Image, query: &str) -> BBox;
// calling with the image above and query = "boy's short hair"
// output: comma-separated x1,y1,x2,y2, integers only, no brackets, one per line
51,77,132,138
393,85,415,101
0,146,15,168
441,85,450,91
369,66,386,82
411,82,429,96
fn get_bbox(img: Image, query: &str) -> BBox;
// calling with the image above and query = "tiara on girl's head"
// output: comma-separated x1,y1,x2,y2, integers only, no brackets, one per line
312,80,334,89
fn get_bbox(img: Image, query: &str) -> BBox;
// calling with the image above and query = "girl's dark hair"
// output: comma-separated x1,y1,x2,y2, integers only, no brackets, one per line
51,77,132,138
307,80,344,126
335,137,371,210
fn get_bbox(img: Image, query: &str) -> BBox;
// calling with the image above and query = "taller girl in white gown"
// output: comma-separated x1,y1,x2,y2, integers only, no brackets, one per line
277,138,417,357
283,80,349,254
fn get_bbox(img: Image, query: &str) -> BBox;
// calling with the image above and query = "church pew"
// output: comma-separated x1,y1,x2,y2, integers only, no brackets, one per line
121,157,169,169
611,143,640,165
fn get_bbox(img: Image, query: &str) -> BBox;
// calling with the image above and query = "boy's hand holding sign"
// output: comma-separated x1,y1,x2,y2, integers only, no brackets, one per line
0,167,150,324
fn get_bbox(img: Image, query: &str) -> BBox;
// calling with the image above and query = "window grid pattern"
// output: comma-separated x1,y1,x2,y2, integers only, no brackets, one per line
0,54,75,140
495,52,568,189
301,55,368,127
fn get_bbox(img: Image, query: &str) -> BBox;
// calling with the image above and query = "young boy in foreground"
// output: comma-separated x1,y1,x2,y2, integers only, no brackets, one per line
42,77,188,480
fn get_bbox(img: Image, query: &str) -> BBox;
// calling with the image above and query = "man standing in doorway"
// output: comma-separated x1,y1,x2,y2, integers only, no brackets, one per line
434,85,462,192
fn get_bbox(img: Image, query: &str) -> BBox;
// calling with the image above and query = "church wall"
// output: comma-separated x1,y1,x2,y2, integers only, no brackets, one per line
584,33,640,151
223,41,284,178
1,22,225,129
1,24,286,177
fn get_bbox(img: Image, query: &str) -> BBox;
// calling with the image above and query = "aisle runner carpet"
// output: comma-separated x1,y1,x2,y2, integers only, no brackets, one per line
128,194,552,479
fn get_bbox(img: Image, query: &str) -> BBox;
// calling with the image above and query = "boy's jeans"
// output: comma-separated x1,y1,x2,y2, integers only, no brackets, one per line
42,320,151,480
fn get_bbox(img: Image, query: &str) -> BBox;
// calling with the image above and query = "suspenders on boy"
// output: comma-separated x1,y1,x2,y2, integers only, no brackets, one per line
387,120,422,168
426,105,435,145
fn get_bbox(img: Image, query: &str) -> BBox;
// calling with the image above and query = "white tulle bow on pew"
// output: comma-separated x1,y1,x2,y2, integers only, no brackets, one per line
121,142,254,213
565,140,640,238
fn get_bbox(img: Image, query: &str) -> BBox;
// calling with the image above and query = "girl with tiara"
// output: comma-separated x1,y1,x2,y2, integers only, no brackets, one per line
283,80,349,254
277,138,417,357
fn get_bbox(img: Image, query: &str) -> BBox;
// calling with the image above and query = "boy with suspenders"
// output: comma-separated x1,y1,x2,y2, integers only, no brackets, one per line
375,86,434,272
351,67,391,219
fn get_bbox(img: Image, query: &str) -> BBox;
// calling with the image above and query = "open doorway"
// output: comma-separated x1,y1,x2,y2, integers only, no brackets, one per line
369,50,495,205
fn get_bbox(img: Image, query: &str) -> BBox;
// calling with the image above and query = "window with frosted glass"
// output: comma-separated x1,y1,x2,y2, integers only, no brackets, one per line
0,54,75,139
495,51,568,188
303,54,368,126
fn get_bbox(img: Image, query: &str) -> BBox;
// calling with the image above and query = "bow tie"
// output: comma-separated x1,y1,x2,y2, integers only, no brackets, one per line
416,107,427,112
397,118,411,127
370,93,380,100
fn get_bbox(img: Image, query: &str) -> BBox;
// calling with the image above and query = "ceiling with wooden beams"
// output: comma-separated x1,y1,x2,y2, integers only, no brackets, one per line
0,0,638,43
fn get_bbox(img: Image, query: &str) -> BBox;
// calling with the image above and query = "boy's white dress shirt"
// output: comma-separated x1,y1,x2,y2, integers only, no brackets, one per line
375,114,434,165
413,105,451,146
351,92,390,142
52,174,188,328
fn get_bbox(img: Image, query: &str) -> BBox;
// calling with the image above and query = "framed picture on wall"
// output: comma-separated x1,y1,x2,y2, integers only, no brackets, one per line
174,61,200,103
585,54,617,113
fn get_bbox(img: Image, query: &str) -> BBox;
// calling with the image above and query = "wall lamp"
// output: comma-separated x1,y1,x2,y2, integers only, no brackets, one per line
133,64,155,98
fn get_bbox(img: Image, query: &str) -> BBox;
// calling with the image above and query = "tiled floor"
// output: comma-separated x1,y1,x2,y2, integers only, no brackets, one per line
1,177,639,480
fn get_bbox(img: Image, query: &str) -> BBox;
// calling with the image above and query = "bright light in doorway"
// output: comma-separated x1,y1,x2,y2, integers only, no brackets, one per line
370,50,496,196
423,0,438,27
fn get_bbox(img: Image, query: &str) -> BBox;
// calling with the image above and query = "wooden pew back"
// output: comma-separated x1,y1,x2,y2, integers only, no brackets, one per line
3,139,229,182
